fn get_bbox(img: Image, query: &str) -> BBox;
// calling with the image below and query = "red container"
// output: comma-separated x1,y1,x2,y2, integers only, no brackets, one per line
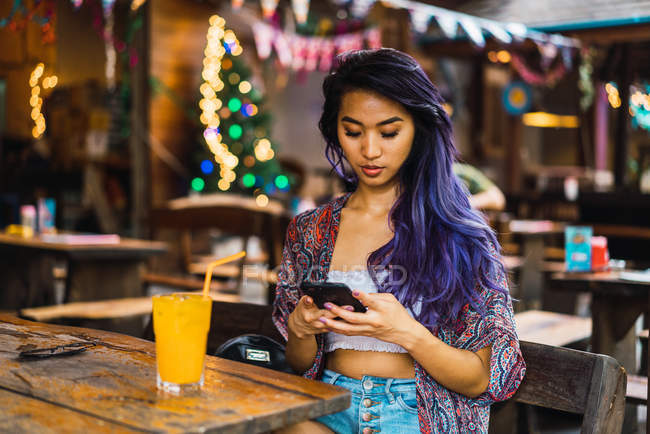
591,236,609,271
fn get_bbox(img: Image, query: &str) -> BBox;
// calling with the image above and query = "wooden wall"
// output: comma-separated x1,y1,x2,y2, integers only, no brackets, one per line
149,0,214,205
0,1,57,139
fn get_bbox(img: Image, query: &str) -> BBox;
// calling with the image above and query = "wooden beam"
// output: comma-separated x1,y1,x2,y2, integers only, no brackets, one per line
614,44,631,190
130,2,151,237
565,23,650,44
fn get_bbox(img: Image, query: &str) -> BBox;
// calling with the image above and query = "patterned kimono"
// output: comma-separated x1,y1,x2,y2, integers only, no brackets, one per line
272,192,526,433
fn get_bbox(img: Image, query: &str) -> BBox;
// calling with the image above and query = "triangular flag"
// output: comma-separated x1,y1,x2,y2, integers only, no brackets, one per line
291,0,310,24
252,21,274,59
505,22,527,39
435,12,458,39
232,0,244,11
260,0,279,19
459,16,485,47
483,21,512,44
410,9,431,34
350,0,374,18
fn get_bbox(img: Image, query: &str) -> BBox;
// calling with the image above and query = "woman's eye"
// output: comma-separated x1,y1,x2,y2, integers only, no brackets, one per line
382,131,399,138
345,131,361,137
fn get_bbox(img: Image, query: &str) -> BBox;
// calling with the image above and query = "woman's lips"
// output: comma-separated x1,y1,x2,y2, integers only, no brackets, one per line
361,166,384,177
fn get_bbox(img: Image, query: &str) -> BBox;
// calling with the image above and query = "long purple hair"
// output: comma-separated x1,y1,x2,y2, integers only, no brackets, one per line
318,48,507,328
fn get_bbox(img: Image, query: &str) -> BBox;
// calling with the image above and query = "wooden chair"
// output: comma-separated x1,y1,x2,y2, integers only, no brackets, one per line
490,341,627,434
149,194,291,302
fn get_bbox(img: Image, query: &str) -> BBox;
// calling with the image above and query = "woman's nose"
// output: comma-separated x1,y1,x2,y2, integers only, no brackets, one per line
361,134,382,159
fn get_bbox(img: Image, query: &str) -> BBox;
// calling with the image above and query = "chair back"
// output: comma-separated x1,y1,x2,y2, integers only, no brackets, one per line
501,341,627,433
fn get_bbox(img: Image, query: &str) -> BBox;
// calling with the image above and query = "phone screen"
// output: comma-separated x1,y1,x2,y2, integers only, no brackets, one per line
300,281,367,313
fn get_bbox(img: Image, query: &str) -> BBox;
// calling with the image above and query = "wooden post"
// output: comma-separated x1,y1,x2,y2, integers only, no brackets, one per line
594,83,609,172
469,56,485,161
614,44,630,190
506,115,522,193
130,2,151,238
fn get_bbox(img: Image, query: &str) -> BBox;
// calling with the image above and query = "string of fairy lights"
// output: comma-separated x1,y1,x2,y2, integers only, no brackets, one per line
29,63,58,139
606,82,650,131
197,14,278,202
199,15,243,192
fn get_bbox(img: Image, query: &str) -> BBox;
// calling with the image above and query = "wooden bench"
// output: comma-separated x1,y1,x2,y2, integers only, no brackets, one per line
491,341,626,433
516,310,647,408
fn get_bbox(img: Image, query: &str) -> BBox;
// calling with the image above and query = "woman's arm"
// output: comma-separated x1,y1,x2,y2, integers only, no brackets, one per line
402,319,491,398
319,292,491,398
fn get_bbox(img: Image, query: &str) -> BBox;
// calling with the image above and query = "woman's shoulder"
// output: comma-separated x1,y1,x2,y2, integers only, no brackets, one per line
291,193,350,231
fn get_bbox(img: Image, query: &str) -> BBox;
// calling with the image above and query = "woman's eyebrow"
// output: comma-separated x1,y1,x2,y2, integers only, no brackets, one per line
341,116,404,126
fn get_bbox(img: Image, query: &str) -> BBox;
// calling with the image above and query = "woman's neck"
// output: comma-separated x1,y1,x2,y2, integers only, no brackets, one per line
346,182,400,217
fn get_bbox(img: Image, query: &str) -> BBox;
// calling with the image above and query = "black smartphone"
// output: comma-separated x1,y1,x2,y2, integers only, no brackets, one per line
300,281,367,313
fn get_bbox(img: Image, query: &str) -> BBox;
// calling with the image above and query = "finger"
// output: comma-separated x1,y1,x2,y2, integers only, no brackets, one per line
320,317,368,335
351,290,376,309
323,302,366,324
299,295,314,308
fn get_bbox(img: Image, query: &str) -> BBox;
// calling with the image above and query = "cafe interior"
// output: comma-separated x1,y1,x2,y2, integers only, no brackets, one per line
2,0,650,432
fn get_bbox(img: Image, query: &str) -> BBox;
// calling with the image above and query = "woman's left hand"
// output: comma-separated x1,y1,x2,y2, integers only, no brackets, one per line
319,290,421,345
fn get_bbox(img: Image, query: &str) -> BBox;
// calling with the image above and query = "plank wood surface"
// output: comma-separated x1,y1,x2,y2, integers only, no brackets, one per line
514,310,591,347
0,315,350,433
19,291,241,322
0,233,167,260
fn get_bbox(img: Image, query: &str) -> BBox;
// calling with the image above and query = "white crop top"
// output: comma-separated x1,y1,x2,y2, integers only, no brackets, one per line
324,268,421,354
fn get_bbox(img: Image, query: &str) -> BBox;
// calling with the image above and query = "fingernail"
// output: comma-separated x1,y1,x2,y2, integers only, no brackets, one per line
353,291,360,297
324,302,333,310
319,317,327,324
345,306,354,311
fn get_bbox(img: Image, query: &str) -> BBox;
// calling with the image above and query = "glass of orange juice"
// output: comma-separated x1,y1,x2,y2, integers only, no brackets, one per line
152,293,212,393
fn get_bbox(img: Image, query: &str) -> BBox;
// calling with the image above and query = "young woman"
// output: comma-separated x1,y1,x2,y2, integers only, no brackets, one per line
273,48,525,434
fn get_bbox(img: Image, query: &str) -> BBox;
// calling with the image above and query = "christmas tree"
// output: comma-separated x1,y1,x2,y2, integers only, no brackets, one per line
191,14,289,199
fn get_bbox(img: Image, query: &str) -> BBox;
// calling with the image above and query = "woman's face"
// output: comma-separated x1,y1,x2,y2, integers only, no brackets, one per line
337,89,415,189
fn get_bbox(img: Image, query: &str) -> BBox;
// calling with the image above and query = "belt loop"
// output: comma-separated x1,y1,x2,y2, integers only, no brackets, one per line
326,371,342,385
385,378,395,403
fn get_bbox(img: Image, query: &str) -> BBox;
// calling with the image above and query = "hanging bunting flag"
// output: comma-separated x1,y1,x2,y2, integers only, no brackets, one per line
410,9,431,34
305,37,322,71
319,38,336,71
291,36,308,70
482,21,512,44
252,21,274,58
260,0,279,19
434,12,458,39
365,27,381,49
130,0,147,11
71,0,83,8
505,22,527,39
536,41,558,70
350,0,374,18
251,21,381,73
458,16,484,47
291,0,310,25
232,0,244,11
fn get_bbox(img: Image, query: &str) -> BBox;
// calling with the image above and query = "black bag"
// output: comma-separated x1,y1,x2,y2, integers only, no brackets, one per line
213,334,294,374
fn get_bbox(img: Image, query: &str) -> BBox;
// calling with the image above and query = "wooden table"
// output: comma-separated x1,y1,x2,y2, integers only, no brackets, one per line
0,234,167,309
509,220,565,310
0,315,350,433
549,270,650,428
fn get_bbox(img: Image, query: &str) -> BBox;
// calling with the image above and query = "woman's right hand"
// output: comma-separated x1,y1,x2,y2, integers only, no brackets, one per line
288,295,340,339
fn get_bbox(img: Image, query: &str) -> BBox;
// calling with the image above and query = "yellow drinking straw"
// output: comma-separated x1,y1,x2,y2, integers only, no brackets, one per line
202,251,247,297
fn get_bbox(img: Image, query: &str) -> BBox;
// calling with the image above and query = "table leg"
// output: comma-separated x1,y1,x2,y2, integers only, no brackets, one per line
0,247,57,310
520,236,544,310
591,294,645,433
65,259,144,303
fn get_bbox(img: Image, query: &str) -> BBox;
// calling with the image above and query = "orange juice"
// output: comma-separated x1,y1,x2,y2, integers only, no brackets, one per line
152,293,212,391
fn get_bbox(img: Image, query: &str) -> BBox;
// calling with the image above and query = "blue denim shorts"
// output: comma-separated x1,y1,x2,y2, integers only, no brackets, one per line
316,369,419,434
